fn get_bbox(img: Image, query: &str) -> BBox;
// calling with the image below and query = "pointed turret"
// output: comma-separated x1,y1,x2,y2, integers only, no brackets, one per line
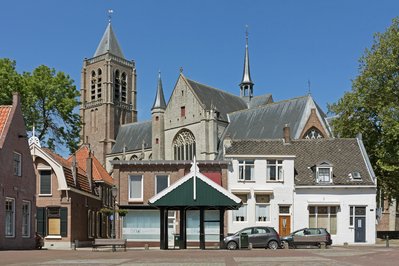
152,72,166,160
94,22,124,58
240,27,254,99
152,72,167,110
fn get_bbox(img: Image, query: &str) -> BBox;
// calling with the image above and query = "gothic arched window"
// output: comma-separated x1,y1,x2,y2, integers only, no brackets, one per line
173,129,196,160
90,71,96,100
304,127,324,139
114,70,120,101
121,72,127,103
97,68,102,99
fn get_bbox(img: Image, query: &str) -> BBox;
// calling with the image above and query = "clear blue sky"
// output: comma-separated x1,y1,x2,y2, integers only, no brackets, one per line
1,0,398,122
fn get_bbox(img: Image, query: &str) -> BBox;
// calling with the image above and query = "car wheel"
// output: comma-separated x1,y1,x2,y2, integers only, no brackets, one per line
227,241,238,250
267,240,279,250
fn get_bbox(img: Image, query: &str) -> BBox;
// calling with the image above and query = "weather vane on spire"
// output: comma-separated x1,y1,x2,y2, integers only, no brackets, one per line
308,79,312,95
108,9,114,23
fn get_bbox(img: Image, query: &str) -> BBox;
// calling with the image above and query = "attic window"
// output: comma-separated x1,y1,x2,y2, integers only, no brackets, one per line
350,172,362,180
316,162,332,183
181,106,186,117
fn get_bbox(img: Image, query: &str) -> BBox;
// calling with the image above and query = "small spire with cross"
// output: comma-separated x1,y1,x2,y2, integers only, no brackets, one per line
108,9,114,23
307,80,311,95
245,25,249,43
180,66,183,73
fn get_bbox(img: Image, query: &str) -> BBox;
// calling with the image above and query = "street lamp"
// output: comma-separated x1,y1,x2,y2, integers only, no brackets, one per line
111,185,118,240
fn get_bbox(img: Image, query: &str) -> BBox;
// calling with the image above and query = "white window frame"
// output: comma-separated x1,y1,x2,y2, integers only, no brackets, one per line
22,200,31,237
349,206,366,228
255,194,271,222
128,175,143,201
308,205,338,235
316,163,333,183
266,160,284,182
238,160,255,181
39,169,52,195
13,152,22,176
155,175,170,194
5,197,15,237
233,194,248,222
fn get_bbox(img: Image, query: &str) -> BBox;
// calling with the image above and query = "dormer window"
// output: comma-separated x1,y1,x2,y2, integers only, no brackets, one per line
316,162,332,183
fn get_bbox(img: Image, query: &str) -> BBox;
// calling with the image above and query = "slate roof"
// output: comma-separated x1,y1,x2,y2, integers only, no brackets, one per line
247,94,273,109
225,138,376,186
112,121,152,153
0,106,11,139
67,145,113,185
42,148,93,193
94,23,124,58
186,78,248,121
225,96,311,140
152,73,167,110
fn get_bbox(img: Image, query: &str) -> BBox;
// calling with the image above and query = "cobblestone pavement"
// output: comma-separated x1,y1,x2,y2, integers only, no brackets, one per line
0,245,398,266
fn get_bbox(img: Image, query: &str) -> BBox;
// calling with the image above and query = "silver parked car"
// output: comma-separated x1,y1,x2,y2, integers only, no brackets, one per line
224,226,281,250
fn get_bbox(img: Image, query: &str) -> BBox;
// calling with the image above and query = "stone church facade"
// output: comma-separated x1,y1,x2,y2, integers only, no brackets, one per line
79,22,332,171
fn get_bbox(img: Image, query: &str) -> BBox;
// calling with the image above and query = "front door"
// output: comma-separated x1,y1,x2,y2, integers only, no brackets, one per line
355,217,366,242
279,216,291,237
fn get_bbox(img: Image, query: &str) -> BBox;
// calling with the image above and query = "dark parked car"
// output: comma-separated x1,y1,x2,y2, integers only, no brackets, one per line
224,226,281,250
280,228,332,248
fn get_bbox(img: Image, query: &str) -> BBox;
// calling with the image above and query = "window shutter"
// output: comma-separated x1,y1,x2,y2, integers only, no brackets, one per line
60,207,68,237
37,207,47,236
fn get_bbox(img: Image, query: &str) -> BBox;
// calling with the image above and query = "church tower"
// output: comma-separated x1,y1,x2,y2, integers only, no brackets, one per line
80,21,137,165
151,72,166,160
240,28,254,100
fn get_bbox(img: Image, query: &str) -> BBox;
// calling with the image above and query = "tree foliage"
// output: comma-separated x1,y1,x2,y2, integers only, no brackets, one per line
328,18,399,200
0,58,80,153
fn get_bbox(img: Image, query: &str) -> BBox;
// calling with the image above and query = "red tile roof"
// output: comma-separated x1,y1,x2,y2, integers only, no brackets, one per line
42,147,93,193
0,106,12,138
67,145,114,185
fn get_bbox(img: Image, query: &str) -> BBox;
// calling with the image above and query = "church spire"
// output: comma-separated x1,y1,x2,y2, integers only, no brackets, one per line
240,26,254,98
94,20,124,58
152,71,167,110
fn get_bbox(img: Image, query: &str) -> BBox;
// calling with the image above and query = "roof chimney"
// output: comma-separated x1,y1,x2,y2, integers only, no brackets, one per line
86,147,93,183
71,155,77,185
12,92,20,106
283,124,291,144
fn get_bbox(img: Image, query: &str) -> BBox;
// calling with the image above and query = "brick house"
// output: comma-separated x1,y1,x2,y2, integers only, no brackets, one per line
0,93,36,250
30,142,114,249
111,160,234,248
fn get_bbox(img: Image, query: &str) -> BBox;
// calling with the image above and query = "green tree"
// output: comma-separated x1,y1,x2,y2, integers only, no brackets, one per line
0,58,81,153
328,18,399,200
0,59,24,104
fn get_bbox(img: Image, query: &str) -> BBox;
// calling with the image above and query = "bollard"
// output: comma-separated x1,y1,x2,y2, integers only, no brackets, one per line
248,243,252,250
386,235,389,248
